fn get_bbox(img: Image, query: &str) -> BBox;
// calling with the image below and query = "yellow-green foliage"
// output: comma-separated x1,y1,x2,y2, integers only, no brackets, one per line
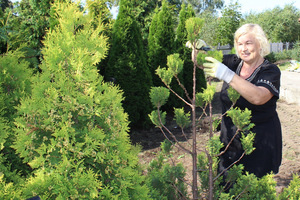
185,17,205,44
278,174,300,200
10,1,150,199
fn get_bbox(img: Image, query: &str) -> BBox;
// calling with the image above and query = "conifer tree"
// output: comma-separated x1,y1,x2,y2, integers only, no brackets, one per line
12,1,150,199
0,50,33,179
105,0,152,128
176,3,206,98
148,0,174,87
148,0,183,109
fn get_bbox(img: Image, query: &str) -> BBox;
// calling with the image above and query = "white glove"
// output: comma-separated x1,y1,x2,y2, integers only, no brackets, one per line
203,57,235,84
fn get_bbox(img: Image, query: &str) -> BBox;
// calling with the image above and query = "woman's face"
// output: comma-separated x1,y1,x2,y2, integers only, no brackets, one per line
237,33,262,63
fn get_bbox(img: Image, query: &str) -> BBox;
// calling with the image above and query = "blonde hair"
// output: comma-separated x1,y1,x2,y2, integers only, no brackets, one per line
234,24,270,58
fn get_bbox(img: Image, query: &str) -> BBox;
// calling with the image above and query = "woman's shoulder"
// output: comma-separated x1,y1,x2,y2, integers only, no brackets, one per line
261,59,281,74
222,54,241,70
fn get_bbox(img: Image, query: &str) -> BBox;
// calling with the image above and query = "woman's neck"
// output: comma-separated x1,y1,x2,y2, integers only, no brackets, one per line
240,57,264,79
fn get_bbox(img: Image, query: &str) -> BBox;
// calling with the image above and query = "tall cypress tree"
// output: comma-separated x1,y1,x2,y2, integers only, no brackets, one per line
176,3,206,97
105,0,152,128
148,1,174,87
148,0,183,109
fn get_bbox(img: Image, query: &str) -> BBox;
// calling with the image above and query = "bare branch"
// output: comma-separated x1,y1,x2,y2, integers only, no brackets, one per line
162,80,193,108
156,107,193,155
216,129,240,157
174,74,193,103
213,151,246,182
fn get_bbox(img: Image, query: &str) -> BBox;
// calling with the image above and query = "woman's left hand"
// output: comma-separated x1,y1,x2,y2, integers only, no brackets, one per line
203,57,235,84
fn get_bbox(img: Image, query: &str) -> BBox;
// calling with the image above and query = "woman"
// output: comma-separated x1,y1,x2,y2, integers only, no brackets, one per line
204,24,282,178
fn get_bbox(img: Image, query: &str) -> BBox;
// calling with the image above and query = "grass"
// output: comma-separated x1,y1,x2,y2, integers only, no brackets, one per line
278,61,291,71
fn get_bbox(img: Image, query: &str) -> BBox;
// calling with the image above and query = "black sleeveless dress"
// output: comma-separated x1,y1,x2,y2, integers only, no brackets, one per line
218,54,282,178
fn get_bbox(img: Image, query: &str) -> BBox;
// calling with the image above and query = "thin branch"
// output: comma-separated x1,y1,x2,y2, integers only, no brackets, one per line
180,127,193,148
159,125,192,155
171,182,189,200
156,107,193,155
162,81,192,108
174,74,193,103
234,185,249,200
216,129,241,157
213,151,246,182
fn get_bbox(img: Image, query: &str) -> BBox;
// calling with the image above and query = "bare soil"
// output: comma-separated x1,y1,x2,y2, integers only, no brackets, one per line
132,81,300,196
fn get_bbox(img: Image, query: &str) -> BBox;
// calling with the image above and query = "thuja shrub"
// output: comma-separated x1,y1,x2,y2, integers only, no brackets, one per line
278,174,300,200
0,50,33,181
12,1,150,199
0,50,32,121
145,140,187,200
105,0,152,128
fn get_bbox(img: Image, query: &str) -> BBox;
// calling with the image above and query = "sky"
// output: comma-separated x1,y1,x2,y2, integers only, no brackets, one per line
224,0,300,15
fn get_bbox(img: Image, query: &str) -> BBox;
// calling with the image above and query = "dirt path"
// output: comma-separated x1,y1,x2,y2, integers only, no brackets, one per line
274,99,300,192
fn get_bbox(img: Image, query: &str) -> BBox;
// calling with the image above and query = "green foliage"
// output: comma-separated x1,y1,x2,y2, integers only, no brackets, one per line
149,86,170,108
0,49,33,179
149,110,167,128
148,1,183,109
197,139,221,194
198,10,218,46
176,3,195,52
243,4,300,42
0,173,21,199
15,0,53,48
0,88,7,151
167,53,184,75
146,141,187,199
21,161,102,199
0,50,32,120
156,53,183,86
176,4,206,96
227,86,240,104
226,107,256,155
290,41,300,60
105,0,152,128
185,17,205,43
215,2,241,46
11,1,150,198
174,107,191,129
161,139,173,154
148,0,175,86
278,174,300,200
195,50,223,70
186,0,224,14
207,50,223,62
266,41,300,63
196,51,207,66
226,108,255,132
228,173,277,199
195,84,216,105
0,6,11,53
240,132,256,155
207,134,224,157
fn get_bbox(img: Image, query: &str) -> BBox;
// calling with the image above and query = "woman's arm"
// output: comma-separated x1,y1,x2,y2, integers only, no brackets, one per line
229,74,273,105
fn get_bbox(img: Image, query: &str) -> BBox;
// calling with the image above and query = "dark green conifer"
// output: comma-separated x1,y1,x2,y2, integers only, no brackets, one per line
105,0,152,128
148,0,183,109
